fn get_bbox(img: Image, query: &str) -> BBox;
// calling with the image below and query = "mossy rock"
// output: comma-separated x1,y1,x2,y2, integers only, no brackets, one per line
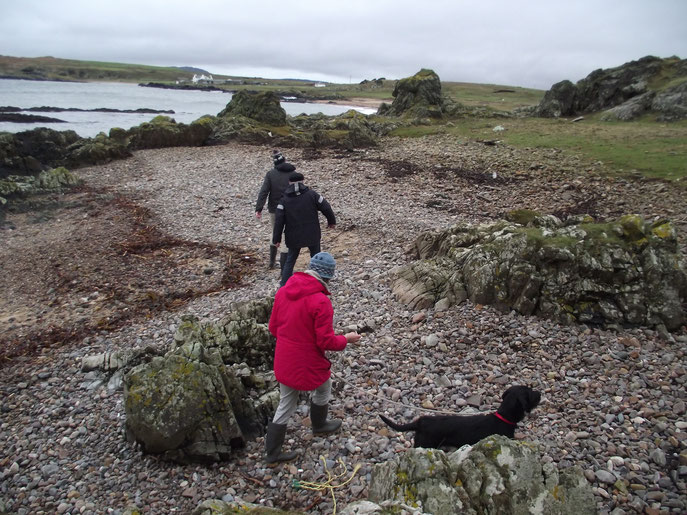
127,115,213,149
218,90,287,126
66,132,132,166
378,69,445,118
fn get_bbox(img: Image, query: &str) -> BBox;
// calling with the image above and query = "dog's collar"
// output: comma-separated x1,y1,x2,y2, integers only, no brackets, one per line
494,412,516,425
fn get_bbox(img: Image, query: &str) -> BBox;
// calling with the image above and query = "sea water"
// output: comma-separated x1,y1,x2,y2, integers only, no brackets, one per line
0,79,375,138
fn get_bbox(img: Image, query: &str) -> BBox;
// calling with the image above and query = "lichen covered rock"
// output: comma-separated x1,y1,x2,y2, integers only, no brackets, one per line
124,342,245,462
368,436,595,515
393,213,687,330
124,297,280,463
172,297,275,368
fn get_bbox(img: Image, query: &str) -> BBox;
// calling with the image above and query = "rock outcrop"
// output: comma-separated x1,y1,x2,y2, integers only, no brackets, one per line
123,298,280,463
0,128,80,177
392,212,687,331
534,55,687,120
366,435,596,515
126,115,215,149
218,90,287,126
377,69,445,118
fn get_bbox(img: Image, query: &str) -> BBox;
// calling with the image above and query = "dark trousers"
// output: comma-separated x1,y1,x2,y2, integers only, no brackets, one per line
280,244,321,287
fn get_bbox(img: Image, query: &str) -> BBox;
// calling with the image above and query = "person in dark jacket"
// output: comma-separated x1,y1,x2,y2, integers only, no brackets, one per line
264,252,361,464
255,150,295,270
273,172,336,287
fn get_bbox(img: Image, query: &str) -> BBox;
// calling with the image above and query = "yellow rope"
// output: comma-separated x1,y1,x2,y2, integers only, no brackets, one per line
292,456,361,515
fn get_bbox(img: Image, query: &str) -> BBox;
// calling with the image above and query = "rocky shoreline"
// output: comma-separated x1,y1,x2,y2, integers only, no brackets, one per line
1,136,686,514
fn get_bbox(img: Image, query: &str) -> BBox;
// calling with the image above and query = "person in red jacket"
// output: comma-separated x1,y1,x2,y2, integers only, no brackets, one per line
264,252,361,464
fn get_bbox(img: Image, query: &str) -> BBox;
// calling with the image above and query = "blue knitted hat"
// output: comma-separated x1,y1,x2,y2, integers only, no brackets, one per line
309,252,336,279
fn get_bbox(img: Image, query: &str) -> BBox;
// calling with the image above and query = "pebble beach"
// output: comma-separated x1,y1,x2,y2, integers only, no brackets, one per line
1,136,686,514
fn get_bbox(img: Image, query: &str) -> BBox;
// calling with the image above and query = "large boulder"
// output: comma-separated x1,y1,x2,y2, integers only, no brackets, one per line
367,435,596,515
535,55,687,120
533,80,578,118
125,342,247,462
123,297,280,463
218,90,287,126
377,69,444,118
392,213,687,331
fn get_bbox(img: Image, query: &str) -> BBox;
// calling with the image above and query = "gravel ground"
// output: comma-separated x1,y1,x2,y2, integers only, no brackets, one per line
1,136,686,514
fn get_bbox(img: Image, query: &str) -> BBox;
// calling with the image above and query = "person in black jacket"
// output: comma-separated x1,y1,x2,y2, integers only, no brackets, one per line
273,172,336,287
255,150,296,270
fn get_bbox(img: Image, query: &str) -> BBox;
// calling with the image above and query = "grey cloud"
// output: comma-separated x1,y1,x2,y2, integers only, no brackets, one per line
1,0,686,89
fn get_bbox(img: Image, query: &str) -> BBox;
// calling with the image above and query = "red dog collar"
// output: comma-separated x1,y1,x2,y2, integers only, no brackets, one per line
494,412,516,425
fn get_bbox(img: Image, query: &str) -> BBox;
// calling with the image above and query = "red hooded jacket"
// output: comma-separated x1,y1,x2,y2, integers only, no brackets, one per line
269,272,347,390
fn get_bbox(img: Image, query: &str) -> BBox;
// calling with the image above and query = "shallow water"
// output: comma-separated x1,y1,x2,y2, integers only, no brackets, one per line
0,79,375,138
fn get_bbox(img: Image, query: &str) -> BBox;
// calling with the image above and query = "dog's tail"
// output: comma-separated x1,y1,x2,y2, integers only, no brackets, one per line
380,414,418,432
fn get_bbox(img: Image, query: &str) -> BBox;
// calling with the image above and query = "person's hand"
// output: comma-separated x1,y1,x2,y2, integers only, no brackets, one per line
255,211,262,220
273,242,280,248
328,224,336,229
344,332,361,344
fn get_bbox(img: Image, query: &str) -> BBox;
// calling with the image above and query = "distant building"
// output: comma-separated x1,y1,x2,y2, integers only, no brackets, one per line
192,74,214,84
314,82,327,88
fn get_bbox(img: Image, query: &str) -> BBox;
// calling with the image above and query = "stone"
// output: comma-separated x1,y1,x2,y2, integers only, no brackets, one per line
368,435,596,514
595,469,617,484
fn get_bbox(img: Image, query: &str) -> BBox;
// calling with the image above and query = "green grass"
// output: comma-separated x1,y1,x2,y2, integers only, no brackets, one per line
442,82,544,111
441,116,687,182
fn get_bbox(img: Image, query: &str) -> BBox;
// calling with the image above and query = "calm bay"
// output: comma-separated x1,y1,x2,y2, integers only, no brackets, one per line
0,79,375,138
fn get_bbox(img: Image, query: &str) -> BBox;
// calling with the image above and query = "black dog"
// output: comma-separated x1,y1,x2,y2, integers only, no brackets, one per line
380,385,541,449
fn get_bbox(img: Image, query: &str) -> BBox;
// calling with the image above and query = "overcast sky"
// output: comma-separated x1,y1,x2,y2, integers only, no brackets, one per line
1,0,686,90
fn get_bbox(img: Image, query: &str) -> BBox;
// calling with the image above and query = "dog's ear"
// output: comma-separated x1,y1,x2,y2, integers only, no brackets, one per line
519,388,541,412
502,386,515,400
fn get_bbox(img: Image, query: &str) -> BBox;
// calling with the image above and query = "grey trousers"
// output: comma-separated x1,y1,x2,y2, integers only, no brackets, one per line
272,378,332,425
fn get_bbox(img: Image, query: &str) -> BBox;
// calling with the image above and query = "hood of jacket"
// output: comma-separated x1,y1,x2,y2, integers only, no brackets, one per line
284,182,309,197
282,272,330,300
275,162,296,174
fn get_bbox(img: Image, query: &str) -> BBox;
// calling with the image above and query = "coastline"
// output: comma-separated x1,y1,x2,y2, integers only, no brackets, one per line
310,96,388,110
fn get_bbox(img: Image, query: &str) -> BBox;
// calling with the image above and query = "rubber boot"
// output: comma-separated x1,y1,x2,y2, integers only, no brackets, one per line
268,245,278,269
265,422,297,465
310,402,342,435
279,252,287,271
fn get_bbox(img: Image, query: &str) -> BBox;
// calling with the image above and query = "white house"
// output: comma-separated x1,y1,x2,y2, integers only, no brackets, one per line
192,74,214,84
